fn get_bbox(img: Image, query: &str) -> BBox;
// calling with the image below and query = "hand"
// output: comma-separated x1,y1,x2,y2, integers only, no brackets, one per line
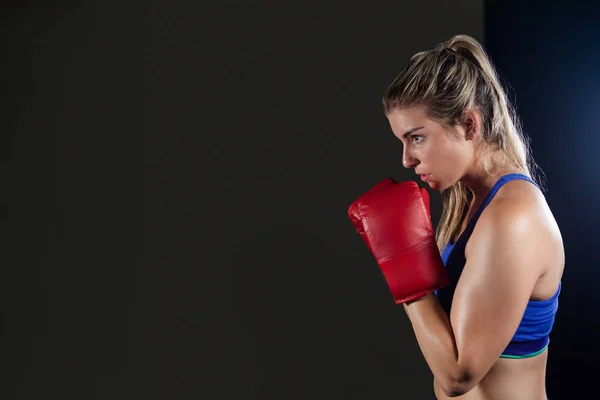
348,178,449,304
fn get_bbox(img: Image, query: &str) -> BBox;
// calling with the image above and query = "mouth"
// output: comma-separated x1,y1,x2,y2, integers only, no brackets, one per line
419,174,431,182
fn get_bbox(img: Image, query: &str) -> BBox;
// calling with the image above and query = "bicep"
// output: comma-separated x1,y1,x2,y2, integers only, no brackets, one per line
449,207,543,381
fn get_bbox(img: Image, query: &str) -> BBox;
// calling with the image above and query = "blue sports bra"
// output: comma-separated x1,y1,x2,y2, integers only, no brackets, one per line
435,173,561,359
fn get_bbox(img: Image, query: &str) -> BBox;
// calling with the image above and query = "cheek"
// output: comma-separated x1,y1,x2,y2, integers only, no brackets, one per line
438,141,464,163
428,145,452,168
430,144,465,178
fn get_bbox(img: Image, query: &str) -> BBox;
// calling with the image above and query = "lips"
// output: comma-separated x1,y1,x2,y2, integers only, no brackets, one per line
419,174,430,182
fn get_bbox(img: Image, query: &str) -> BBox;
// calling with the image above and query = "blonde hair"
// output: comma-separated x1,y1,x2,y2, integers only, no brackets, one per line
382,34,543,250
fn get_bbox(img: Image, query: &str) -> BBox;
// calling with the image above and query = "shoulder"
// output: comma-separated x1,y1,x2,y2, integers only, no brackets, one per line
479,178,557,236
483,178,543,217
466,179,562,272
480,190,538,236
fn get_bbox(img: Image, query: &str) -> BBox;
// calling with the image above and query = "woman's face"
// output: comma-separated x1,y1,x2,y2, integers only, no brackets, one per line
387,107,477,191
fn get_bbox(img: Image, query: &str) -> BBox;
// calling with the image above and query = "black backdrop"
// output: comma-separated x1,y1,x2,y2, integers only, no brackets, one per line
3,0,597,399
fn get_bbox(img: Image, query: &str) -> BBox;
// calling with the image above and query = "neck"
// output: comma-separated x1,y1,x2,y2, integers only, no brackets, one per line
460,163,521,202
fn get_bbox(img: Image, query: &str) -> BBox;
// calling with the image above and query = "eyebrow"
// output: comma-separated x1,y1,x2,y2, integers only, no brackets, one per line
403,127,424,139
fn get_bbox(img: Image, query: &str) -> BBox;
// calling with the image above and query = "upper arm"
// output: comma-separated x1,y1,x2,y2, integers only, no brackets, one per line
449,200,546,385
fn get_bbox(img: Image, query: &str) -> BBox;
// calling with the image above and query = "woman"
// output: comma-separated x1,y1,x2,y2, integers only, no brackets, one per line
350,34,563,399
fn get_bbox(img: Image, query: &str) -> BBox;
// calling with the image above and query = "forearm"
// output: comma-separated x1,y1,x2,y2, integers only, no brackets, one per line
403,294,467,396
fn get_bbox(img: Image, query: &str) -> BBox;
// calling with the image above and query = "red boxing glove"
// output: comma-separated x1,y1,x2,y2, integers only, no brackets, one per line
348,178,449,304
348,177,395,253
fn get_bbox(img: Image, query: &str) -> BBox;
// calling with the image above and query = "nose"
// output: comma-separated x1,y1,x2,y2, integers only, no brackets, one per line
402,147,419,169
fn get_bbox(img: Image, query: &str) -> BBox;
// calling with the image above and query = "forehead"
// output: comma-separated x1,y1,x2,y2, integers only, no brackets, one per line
387,108,431,135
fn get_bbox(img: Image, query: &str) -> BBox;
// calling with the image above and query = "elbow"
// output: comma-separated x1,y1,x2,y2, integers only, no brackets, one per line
441,386,468,398
439,369,474,398
439,382,467,398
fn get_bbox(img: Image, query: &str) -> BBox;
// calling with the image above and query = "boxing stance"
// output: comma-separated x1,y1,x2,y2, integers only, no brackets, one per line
348,35,563,399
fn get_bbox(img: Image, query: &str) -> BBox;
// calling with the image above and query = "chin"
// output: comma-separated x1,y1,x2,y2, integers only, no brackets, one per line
427,181,443,191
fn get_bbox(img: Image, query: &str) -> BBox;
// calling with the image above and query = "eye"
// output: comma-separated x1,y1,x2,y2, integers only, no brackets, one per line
411,135,424,144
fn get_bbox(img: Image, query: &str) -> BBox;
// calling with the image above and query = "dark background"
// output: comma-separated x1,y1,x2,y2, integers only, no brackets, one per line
485,1,600,397
2,0,597,399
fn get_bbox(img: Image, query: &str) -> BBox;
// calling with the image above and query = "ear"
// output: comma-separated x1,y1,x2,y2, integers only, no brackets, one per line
462,109,481,140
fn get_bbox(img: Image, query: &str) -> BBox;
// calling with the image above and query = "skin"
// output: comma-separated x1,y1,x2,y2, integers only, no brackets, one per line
387,107,565,399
